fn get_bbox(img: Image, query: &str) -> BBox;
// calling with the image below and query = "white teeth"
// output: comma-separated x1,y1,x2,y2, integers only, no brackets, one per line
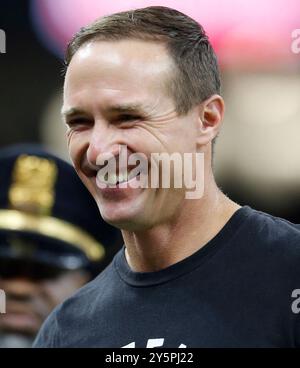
108,173,118,185
119,172,128,183
97,173,107,183
128,170,140,181
117,173,122,184
118,173,124,184
102,172,129,185
97,170,137,186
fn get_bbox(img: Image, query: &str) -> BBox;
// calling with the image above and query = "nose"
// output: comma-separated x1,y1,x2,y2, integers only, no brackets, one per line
86,121,121,169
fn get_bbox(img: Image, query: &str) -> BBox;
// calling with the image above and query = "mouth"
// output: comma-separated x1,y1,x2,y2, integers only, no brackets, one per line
0,311,40,334
96,169,142,188
80,149,150,193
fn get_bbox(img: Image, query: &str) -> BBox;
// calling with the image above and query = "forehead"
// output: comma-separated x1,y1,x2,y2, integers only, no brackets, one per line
64,39,174,107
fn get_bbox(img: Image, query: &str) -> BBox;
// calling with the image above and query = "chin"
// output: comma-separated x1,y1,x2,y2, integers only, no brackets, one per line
97,199,150,231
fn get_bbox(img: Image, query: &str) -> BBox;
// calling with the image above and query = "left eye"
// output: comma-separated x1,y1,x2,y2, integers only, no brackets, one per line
66,118,91,127
118,114,140,122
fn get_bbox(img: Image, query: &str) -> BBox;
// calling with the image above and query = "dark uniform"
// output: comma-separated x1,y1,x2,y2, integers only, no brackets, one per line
0,144,122,347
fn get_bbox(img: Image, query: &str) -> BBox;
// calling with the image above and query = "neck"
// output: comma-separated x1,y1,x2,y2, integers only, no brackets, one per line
122,170,241,273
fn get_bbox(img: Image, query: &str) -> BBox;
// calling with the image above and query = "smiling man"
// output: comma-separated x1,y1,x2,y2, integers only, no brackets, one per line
34,6,300,348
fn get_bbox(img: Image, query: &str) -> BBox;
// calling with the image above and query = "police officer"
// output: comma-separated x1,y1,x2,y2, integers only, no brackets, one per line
0,144,122,347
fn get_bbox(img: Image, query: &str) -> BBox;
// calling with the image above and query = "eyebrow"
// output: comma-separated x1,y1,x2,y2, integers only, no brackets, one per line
61,107,87,120
61,103,147,121
109,104,146,114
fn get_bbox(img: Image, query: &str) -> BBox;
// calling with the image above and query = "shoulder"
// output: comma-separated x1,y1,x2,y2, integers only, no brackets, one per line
33,259,119,348
239,206,300,273
246,207,300,249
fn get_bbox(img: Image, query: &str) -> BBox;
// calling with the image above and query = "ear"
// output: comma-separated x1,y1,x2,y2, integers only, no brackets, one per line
196,94,225,147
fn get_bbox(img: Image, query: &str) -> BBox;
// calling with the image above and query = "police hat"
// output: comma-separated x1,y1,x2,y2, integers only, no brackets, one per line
0,144,122,275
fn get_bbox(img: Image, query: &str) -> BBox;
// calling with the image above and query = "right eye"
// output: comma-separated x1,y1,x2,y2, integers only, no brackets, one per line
119,114,139,121
66,118,92,128
112,114,142,126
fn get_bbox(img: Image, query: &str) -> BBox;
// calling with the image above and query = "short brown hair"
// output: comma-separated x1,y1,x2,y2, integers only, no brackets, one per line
65,6,221,115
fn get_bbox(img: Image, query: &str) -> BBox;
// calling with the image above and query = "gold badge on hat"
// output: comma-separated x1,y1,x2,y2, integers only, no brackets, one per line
8,155,58,216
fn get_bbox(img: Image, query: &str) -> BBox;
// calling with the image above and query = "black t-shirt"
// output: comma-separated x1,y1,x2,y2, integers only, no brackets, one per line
33,206,300,348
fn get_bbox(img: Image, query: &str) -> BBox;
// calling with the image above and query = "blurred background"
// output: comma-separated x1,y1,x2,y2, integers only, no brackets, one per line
0,0,300,220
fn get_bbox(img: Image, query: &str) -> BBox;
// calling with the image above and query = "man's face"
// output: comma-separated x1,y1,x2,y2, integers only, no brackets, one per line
64,40,200,230
0,269,89,343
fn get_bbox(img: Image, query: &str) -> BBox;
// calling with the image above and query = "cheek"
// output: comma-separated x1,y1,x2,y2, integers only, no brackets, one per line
67,131,88,169
127,125,167,154
67,133,98,198
172,122,198,153
66,129,73,150
67,131,77,162
79,173,97,199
